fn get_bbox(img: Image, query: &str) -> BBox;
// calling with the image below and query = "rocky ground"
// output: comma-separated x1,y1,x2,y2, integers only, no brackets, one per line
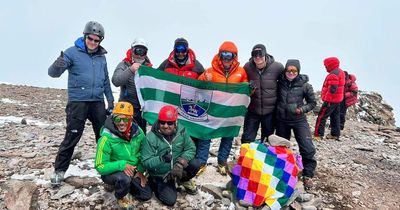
0,83,399,210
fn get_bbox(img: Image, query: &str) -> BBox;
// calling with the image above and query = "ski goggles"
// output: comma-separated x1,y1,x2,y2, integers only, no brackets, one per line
251,50,265,58
113,116,130,123
159,120,175,126
133,47,147,56
286,69,299,74
219,51,235,60
175,45,188,53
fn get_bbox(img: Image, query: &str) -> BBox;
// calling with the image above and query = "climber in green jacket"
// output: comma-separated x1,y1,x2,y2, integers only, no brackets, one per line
95,101,151,209
141,105,200,206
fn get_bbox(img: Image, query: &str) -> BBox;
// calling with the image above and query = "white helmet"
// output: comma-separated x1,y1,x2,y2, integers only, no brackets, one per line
131,38,148,50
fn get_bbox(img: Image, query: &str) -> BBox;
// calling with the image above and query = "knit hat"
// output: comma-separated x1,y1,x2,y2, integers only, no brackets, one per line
252,44,267,56
174,38,189,49
323,57,340,71
285,59,301,73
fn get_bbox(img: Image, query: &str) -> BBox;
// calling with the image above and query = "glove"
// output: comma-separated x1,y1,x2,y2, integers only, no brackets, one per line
106,101,114,115
54,51,66,68
161,151,172,163
249,80,257,90
170,162,184,180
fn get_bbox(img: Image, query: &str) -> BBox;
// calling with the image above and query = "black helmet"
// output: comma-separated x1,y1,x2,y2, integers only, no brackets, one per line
83,21,105,39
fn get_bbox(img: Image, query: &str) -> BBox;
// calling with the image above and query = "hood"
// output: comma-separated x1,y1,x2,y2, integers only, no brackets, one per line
122,48,152,66
211,41,240,73
74,37,107,55
323,57,340,72
349,74,356,82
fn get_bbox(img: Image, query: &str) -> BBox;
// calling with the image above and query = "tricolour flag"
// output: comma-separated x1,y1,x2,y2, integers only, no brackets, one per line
135,66,250,139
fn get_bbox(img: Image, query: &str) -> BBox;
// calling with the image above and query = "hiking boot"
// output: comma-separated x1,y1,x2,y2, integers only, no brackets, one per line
325,134,340,141
50,170,65,187
117,194,134,210
181,180,198,195
217,164,227,176
302,176,314,191
196,164,207,176
312,135,323,141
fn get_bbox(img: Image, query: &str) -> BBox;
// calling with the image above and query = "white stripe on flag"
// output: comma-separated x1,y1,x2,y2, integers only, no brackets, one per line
144,100,244,129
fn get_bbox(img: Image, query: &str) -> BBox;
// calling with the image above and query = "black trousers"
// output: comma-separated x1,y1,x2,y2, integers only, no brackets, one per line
101,171,152,200
276,119,317,177
241,111,275,143
339,101,347,130
54,101,106,172
314,102,341,137
149,158,200,206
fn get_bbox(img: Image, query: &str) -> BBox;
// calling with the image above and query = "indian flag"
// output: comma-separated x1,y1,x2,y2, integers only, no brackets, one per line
135,66,250,139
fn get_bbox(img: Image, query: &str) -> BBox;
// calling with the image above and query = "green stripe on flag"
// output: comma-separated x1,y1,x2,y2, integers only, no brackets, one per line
138,66,250,95
141,88,247,118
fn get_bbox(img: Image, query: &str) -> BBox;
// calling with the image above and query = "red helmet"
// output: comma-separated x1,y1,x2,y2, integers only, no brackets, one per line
158,105,178,122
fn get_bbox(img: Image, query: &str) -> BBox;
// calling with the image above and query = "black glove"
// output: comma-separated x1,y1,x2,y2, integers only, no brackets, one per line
170,162,184,180
54,51,66,68
106,101,114,115
249,80,257,90
161,151,172,163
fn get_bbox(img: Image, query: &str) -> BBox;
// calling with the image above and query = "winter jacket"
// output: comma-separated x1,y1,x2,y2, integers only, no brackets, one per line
321,66,345,103
198,41,248,83
112,48,152,108
244,55,284,115
158,48,204,79
344,74,358,107
276,74,316,122
94,116,145,175
141,122,196,177
48,37,114,102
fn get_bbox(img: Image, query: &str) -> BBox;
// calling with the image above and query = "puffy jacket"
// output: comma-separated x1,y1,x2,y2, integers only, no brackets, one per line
48,37,114,102
198,41,248,83
321,58,345,103
158,48,204,79
244,55,284,115
112,48,152,108
94,116,145,175
141,122,196,177
344,74,358,107
276,74,316,121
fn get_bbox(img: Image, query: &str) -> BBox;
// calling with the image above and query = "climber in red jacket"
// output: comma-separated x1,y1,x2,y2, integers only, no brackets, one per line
313,57,345,141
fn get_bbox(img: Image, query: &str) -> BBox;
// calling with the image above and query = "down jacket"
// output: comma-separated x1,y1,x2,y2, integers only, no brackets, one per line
276,74,316,121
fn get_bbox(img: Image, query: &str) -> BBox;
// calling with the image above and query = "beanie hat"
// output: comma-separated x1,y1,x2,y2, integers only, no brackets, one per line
252,44,267,56
174,38,189,49
323,57,340,71
285,59,301,73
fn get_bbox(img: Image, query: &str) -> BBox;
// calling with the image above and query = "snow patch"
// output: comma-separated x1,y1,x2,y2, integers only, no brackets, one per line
1,98,29,106
0,115,62,127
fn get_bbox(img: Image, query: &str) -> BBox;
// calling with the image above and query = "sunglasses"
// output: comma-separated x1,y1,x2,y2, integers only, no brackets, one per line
286,69,299,74
159,121,175,125
133,47,147,56
220,51,235,60
113,116,130,123
175,45,188,54
86,36,101,43
251,50,265,58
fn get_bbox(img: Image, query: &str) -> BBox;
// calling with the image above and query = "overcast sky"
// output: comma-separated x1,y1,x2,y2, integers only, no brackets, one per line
1,0,399,125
